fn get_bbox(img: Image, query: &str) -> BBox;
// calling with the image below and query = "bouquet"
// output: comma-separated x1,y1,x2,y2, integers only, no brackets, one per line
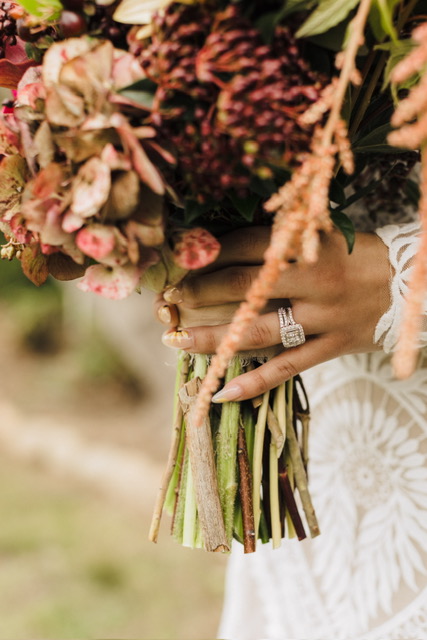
1,0,427,553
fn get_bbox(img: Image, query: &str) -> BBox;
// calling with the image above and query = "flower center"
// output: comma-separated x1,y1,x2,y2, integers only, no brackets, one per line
344,445,392,509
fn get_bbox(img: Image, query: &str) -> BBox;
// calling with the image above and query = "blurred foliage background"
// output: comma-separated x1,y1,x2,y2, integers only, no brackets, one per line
0,239,226,637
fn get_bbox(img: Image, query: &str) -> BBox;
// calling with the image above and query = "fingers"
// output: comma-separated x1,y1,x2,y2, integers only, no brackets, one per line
214,226,271,268
175,263,313,309
154,294,179,328
212,335,342,401
162,303,325,353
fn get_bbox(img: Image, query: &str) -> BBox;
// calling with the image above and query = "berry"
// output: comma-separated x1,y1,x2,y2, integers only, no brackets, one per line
16,18,38,42
59,10,87,37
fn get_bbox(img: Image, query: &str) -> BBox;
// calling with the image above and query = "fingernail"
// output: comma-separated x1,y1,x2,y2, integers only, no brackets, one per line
164,286,183,304
212,384,242,403
158,304,172,324
162,330,193,349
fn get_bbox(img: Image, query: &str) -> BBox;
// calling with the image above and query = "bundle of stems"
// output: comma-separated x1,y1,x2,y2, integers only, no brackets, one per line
149,351,319,553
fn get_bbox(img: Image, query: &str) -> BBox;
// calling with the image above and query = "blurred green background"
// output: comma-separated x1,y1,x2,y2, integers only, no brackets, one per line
0,248,226,638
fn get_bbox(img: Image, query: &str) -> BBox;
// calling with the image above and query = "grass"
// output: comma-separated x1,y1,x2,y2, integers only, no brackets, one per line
0,454,227,639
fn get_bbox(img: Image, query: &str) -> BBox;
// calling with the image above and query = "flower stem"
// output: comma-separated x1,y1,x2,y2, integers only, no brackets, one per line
182,457,198,548
216,358,242,547
285,383,320,538
269,440,281,549
149,352,190,542
252,391,270,536
237,422,256,553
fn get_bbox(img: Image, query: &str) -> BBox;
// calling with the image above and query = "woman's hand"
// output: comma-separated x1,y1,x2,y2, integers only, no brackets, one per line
155,226,390,401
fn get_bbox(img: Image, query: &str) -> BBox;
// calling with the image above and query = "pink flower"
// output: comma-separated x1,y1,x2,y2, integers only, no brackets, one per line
76,263,142,299
172,228,220,270
76,224,116,260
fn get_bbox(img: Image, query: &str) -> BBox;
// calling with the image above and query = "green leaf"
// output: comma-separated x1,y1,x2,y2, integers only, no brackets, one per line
118,78,156,109
353,124,406,154
227,192,260,222
329,179,346,206
296,0,360,38
184,199,216,224
377,38,416,88
331,211,355,253
371,0,399,44
17,0,62,18
282,0,315,17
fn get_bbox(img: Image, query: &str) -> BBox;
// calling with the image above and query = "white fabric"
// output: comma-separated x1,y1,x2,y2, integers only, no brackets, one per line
218,205,427,639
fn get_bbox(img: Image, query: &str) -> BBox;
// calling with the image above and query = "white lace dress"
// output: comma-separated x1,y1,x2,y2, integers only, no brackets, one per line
218,206,427,639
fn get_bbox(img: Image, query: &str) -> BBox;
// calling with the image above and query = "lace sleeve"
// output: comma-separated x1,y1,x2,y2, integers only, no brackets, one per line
374,220,427,353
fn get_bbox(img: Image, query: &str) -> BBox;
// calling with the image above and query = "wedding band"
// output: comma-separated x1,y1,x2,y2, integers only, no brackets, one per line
278,306,306,349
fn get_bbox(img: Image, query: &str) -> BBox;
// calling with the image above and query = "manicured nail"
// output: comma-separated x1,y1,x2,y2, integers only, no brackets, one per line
163,286,183,304
158,304,172,324
162,330,193,349
212,384,242,403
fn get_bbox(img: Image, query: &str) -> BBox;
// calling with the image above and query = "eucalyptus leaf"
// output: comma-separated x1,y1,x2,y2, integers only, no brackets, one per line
296,0,360,38
330,211,355,253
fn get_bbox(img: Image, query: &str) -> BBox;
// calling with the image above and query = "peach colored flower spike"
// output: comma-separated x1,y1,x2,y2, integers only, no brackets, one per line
389,26,427,379
192,0,373,428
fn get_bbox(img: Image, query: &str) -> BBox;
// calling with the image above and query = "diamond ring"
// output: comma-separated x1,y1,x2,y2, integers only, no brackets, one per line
278,307,306,349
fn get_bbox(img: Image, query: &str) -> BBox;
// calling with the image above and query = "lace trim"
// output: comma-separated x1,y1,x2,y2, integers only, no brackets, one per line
374,221,427,353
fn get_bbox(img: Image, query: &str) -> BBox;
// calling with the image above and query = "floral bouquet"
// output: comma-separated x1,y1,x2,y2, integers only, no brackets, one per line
1,0,427,553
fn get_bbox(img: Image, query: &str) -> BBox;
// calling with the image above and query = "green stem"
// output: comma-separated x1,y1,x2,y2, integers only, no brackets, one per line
182,457,198,548
216,357,242,546
269,441,281,549
172,447,189,544
164,352,193,514
252,391,270,536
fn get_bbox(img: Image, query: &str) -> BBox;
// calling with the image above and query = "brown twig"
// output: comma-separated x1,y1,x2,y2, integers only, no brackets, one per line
278,460,306,541
286,399,320,538
179,377,229,552
237,423,256,554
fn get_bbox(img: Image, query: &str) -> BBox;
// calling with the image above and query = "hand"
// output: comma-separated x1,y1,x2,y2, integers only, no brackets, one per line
155,226,390,401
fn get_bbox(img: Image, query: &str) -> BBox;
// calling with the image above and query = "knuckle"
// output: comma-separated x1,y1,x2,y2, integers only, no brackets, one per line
227,267,252,293
203,329,218,355
182,279,201,308
276,358,299,380
249,322,272,348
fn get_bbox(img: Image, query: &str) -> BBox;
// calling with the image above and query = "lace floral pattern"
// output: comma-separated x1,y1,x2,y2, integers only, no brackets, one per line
375,221,427,353
219,204,427,640
219,353,427,640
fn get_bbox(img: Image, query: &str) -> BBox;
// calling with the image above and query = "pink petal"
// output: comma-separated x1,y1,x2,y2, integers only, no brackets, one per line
71,157,111,218
173,228,220,270
62,209,84,233
77,263,141,299
76,224,116,260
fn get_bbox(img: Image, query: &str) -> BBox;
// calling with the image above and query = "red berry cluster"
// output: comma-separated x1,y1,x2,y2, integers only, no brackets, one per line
140,3,325,203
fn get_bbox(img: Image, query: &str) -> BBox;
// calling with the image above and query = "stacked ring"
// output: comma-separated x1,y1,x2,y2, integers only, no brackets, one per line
278,306,306,349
